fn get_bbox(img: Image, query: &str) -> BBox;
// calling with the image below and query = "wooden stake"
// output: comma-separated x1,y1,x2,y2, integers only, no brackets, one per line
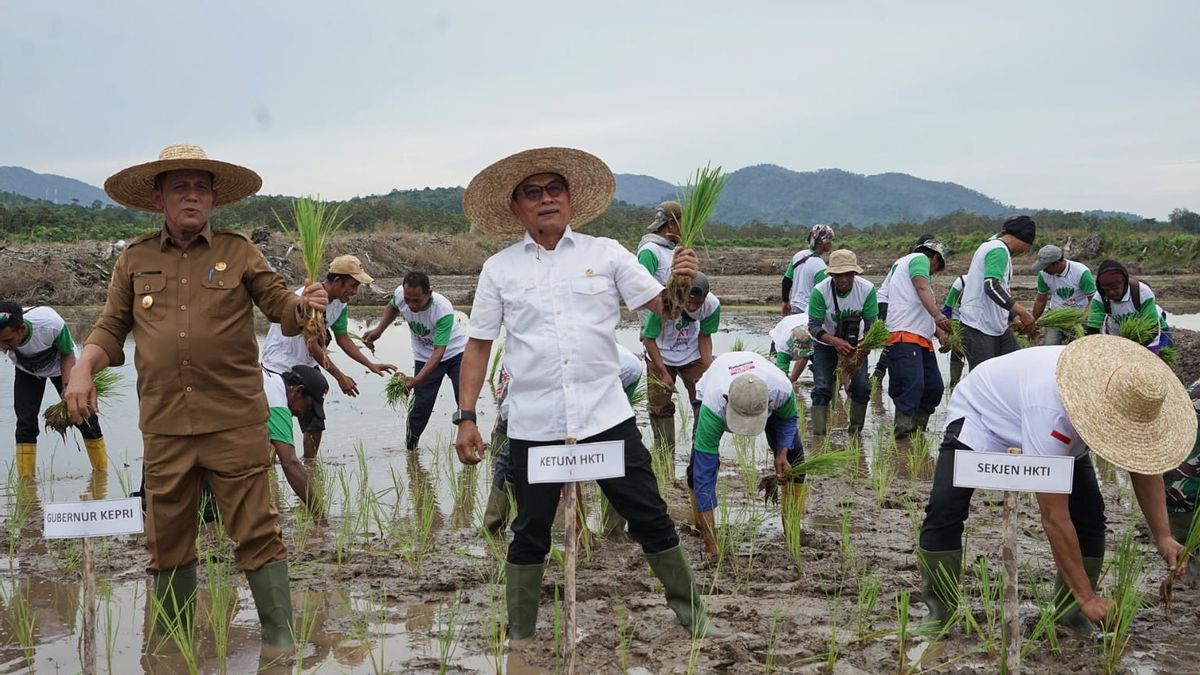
79,489,97,675
1002,448,1021,675
562,437,578,675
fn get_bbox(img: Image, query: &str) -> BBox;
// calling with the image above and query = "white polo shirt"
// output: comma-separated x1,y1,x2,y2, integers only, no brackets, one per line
945,346,1088,459
3,306,76,378
468,227,662,441
960,237,1013,336
769,313,809,354
260,287,347,372
695,351,796,421
390,290,468,362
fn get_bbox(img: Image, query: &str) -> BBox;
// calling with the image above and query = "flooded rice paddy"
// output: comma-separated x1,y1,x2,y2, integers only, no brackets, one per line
0,306,1199,673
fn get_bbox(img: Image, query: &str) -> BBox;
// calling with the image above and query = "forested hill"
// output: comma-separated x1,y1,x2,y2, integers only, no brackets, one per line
0,166,114,207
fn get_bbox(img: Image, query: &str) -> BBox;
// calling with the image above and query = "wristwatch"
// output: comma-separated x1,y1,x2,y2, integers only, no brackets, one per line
451,409,477,426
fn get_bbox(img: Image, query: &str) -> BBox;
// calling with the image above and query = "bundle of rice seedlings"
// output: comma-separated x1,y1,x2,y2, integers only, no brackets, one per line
273,196,349,364
1036,307,1085,332
43,368,123,439
662,165,727,319
838,320,890,377
384,375,413,413
626,379,647,407
786,447,858,480
1014,332,1032,349
946,320,966,356
1159,346,1178,367
1117,314,1159,345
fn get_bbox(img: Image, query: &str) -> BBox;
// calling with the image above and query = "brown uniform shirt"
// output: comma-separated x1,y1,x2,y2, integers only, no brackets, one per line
86,223,303,435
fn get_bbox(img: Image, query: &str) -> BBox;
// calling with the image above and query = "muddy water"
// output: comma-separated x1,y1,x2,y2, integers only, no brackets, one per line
0,307,1194,673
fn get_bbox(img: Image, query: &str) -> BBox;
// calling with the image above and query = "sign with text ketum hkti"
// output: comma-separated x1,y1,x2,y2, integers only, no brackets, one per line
528,440,626,484
952,450,1075,494
43,498,144,539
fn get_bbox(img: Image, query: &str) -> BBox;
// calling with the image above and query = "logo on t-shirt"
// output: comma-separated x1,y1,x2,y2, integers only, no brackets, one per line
728,361,756,377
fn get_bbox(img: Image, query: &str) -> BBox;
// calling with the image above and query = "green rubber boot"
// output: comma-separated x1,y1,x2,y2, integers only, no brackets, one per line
482,484,511,537
1053,556,1104,630
245,560,295,646
650,416,676,456
600,495,628,541
645,545,724,638
914,410,932,433
152,565,197,637
505,562,545,641
848,401,868,436
894,411,918,439
917,548,962,630
810,405,829,437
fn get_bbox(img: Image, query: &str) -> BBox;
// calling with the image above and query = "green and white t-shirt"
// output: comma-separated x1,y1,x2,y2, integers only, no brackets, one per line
877,259,902,305
260,287,348,372
641,292,721,367
943,275,965,320
636,237,676,284
262,368,294,447
390,290,467,362
3,306,75,377
884,252,936,338
1085,281,1161,346
959,237,1012,336
807,276,879,341
1036,260,1096,310
769,313,811,356
693,352,798,455
784,249,828,314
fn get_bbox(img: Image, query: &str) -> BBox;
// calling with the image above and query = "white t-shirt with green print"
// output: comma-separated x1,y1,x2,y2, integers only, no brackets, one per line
390,290,467,362
260,286,348,372
3,306,75,377
1036,260,1096,310
262,368,294,447
641,292,721,367
807,276,879,341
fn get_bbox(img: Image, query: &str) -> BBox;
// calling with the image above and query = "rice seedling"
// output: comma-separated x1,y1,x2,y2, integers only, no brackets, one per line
1161,506,1200,607
1103,530,1148,675
101,584,120,675
871,448,895,506
764,603,782,675
784,447,858,481
1037,307,1086,334
296,589,321,662
947,320,967,357
0,580,37,670
201,502,238,668
854,572,882,637
552,586,563,667
273,196,349,361
665,164,728,319
384,374,414,413
838,320,890,377
435,592,462,675
782,481,807,576
616,602,638,674
1159,345,1178,366
731,336,747,352
1022,569,1065,659
975,555,1004,656
896,590,912,673
484,581,507,672
148,572,199,675
627,378,648,408
686,614,707,675
676,400,693,436
43,368,123,438
732,435,760,500
1117,314,1159,345
824,602,842,670
1014,331,1032,349
487,343,505,400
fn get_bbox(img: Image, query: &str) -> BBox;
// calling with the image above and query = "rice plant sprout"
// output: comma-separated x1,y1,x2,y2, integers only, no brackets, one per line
43,368,123,438
1116,314,1159,346
385,374,414,413
838,320,889,378
273,196,349,364
1036,307,1086,339
664,164,728,319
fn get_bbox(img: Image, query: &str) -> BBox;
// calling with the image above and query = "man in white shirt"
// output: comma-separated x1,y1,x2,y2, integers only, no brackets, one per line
958,215,1037,369
454,147,719,641
916,337,1191,633
781,224,834,316
1030,245,1096,345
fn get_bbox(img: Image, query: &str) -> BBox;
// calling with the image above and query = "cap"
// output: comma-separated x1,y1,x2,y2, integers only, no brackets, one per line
915,238,947,268
788,327,814,360
286,365,329,420
646,201,682,232
1002,215,1037,245
329,254,374,284
689,272,710,298
726,372,770,436
1032,244,1064,273
826,249,864,275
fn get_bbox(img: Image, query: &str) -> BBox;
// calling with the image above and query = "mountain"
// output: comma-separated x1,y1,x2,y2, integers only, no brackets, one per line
614,174,677,206
0,167,115,207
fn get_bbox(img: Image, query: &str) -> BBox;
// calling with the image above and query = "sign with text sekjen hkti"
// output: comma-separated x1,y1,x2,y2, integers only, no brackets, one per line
528,440,626,484
43,497,144,539
952,450,1075,494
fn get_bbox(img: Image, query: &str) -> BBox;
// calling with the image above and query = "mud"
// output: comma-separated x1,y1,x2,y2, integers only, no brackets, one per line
1,310,1199,673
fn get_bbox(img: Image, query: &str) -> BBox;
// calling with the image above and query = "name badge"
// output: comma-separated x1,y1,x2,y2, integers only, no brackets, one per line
528,440,626,484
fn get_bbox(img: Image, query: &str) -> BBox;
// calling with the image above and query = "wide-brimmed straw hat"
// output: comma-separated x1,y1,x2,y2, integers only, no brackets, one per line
826,249,864,275
104,144,262,212
462,147,615,236
1057,334,1196,473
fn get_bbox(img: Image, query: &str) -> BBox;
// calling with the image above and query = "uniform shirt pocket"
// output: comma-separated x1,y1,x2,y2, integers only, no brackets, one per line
132,272,167,321
200,265,244,317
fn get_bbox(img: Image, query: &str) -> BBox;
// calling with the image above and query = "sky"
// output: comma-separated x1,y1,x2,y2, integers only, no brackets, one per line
1,1,1197,219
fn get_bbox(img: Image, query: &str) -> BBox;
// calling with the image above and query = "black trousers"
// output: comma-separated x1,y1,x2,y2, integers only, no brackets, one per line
406,353,463,450
919,419,1106,557
14,369,102,444
507,417,679,565
961,324,1020,371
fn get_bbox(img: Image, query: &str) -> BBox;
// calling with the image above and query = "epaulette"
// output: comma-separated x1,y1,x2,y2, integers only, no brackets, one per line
125,231,161,247
211,227,252,241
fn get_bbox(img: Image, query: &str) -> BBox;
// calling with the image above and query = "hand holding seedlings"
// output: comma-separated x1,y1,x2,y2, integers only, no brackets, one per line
1081,594,1115,625
299,277,329,312
669,247,700,282
773,449,791,479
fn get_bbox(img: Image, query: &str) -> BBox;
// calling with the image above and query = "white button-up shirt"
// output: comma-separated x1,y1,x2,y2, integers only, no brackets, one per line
468,227,662,441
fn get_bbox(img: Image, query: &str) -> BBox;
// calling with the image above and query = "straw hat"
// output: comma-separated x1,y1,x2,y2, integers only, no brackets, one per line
1056,334,1196,474
462,147,615,236
826,249,864,275
104,144,262,212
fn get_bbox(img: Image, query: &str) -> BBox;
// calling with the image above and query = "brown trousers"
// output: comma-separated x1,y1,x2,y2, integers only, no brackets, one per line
143,423,286,572
647,359,707,418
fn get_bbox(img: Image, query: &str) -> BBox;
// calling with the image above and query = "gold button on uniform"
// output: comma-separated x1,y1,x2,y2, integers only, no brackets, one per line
142,296,154,309
215,262,227,271
181,360,189,366
179,331,186,338
218,281,224,287
181,278,188,284
185,386,193,393
180,305,187,311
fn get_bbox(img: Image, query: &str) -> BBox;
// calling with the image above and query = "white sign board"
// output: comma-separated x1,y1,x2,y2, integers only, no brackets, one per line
43,497,144,539
528,440,626,484
952,450,1075,494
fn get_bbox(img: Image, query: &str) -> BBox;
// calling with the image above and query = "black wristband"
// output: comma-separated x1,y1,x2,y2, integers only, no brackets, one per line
452,410,477,426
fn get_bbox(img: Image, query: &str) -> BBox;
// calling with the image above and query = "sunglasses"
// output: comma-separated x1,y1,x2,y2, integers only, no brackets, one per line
516,179,568,203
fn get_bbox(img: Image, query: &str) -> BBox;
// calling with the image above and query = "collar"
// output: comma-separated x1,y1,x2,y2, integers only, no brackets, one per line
159,222,214,251
18,319,33,348
522,225,577,252
419,295,433,311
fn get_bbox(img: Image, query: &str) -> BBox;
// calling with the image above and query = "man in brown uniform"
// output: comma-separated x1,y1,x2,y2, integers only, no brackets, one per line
64,144,327,646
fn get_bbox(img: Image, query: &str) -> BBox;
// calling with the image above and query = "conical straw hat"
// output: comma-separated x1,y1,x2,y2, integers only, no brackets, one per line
462,147,614,236
104,144,262,211
1057,334,1195,474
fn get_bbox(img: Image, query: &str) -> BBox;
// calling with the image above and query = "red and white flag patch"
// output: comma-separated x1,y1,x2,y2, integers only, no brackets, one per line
1050,429,1072,445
